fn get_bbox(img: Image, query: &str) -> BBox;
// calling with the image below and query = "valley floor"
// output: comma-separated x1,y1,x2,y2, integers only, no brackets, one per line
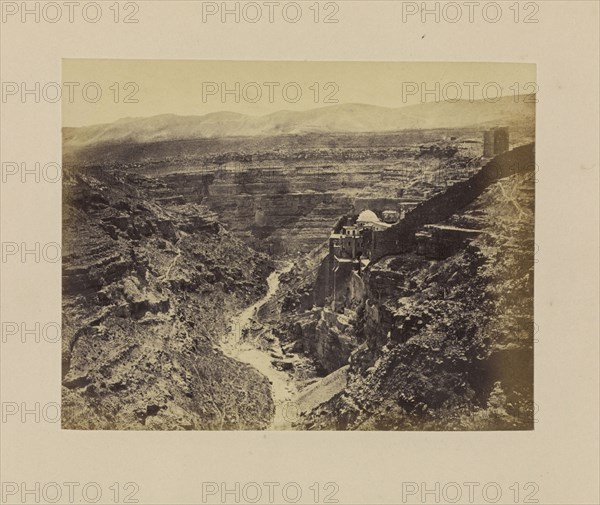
220,262,299,430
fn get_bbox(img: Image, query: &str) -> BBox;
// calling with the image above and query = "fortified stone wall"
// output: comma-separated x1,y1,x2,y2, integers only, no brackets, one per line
370,143,535,261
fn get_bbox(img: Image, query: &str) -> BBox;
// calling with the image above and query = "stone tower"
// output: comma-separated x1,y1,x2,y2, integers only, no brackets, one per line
483,127,510,157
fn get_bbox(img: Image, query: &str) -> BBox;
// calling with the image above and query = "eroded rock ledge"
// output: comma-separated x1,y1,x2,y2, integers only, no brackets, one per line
62,167,275,430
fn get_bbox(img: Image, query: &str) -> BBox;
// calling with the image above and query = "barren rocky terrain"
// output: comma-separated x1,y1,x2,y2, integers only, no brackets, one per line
62,167,275,429
62,98,535,430
278,172,535,430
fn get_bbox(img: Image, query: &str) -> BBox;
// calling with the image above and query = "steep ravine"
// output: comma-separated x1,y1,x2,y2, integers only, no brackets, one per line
269,172,535,430
220,262,299,429
62,140,535,430
62,168,277,430
61,166,347,430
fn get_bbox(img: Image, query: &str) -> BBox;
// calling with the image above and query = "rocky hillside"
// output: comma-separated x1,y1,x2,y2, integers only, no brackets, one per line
281,172,535,430
62,167,275,430
63,107,535,262
64,131,491,258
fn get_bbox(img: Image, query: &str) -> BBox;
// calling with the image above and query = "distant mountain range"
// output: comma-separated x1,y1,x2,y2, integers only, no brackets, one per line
63,96,535,148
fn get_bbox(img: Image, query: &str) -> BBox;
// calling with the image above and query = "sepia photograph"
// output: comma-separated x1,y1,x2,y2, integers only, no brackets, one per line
61,60,536,431
2,2,599,504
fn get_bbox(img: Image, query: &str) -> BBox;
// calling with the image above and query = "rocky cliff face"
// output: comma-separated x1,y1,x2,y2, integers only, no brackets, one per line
155,137,485,257
249,241,348,374
62,167,275,430
270,307,358,375
284,172,534,430
156,159,399,256
65,130,491,258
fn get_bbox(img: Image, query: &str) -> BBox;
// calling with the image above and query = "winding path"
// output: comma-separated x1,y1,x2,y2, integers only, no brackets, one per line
220,262,299,430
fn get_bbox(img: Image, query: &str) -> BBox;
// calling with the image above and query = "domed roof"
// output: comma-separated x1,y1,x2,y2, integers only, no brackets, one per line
357,210,379,223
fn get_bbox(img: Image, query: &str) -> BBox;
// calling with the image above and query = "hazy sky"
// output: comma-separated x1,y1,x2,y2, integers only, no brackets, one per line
62,60,535,127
